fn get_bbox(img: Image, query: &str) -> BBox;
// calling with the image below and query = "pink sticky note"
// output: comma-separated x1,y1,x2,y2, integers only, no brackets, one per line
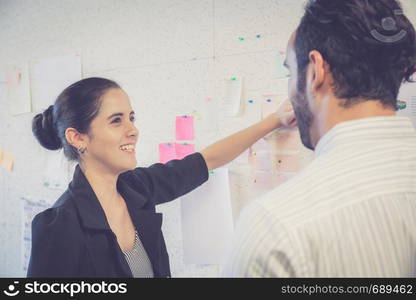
274,130,301,151
251,151,273,171
159,143,176,164
254,170,295,190
253,170,274,190
272,172,296,186
251,138,270,152
235,149,250,165
274,154,301,172
0,149,14,171
175,143,195,160
176,116,194,140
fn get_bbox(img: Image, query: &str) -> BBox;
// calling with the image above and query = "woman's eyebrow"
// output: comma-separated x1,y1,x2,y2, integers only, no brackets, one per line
107,111,135,120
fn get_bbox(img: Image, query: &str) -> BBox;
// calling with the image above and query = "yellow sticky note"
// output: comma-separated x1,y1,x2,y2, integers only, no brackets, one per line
0,149,14,171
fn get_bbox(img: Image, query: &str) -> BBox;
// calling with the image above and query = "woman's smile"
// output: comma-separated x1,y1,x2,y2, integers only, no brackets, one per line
119,143,136,154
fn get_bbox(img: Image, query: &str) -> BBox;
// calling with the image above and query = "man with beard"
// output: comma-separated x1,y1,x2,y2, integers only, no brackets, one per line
224,0,416,277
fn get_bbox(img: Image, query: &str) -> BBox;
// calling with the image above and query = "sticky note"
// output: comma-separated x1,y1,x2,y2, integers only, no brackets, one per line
192,110,203,120
252,151,273,171
159,143,196,163
253,170,274,190
6,64,31,115
273,154,301,172
254,170,296,190
267,129,301,151
159,143,176,164
176,116,194,140
175,143,195,160
250,138,269,152
0,149,14,171
397,81,416,128
275,130,301,151
272,172,296,186
397,100,407,110
261,95,279,119
234,149,250,165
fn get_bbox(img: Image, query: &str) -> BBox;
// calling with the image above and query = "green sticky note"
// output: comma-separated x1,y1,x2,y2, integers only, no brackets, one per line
397,101,407,110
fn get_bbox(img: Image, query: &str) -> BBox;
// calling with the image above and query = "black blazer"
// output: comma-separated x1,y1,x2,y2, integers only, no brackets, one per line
27,152,208,278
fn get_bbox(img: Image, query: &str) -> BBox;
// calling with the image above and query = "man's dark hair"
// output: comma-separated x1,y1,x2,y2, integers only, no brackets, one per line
295,0,416,109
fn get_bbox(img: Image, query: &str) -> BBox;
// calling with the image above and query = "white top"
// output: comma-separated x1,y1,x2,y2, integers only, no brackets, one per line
224,116,416,277
123,229,154,278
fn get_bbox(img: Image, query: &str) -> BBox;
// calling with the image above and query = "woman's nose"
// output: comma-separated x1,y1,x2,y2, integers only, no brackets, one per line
128,123,139,138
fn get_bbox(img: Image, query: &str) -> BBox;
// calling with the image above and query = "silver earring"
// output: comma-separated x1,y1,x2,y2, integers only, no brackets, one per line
78,147,86,154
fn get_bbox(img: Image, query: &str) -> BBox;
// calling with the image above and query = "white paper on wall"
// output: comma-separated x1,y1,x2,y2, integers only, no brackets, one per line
30,54,82,112
181,168,234,265
222,77,243,117
6,64,31,115
21,196,53,274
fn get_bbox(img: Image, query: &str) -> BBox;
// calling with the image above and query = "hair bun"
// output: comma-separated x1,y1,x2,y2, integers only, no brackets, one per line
32,105,62,150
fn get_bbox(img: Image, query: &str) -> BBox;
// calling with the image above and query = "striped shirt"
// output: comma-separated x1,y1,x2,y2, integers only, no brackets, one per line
123,229,154,278
224,116,416,277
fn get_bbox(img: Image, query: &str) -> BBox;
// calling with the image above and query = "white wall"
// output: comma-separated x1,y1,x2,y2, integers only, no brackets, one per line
0,0,415,277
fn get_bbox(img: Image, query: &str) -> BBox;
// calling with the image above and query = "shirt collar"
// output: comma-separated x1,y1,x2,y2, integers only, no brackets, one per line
68,164,148,230
314,116,415,157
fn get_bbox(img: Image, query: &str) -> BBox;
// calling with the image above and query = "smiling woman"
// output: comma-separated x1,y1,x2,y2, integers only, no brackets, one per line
65,87,140,175
28,77,297,278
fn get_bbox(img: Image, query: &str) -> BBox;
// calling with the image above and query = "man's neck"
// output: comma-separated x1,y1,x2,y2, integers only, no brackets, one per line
313,98,396,147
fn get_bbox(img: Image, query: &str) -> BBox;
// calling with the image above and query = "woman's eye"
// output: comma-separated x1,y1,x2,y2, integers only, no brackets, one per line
111,116,135,124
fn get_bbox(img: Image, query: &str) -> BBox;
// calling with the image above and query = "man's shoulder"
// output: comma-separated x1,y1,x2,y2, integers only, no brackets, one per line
243,159,339,227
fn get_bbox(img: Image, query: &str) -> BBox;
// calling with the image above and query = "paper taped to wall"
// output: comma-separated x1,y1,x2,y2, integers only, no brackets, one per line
30,54,82,112
181,168,233,265
6,64,31,115
222,77,242,117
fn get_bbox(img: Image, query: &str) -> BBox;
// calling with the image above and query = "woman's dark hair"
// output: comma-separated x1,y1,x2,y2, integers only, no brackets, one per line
295,0,416,109
32,77,121,161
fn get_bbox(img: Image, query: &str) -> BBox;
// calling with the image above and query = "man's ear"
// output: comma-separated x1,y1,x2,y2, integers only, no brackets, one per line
307,50,326,93
65,127,87,149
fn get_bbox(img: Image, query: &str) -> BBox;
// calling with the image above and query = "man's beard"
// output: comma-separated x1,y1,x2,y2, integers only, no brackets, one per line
292,69,314,150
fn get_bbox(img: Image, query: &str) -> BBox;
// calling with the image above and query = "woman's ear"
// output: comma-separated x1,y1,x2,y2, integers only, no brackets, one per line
65,127,87,149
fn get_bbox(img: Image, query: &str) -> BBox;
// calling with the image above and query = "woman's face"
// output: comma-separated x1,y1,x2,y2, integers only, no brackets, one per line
84,88,139,174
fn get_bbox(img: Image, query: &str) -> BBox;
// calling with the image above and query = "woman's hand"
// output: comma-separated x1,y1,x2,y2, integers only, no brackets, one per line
264,99,297,130
200,99,298,170
277,99,297,128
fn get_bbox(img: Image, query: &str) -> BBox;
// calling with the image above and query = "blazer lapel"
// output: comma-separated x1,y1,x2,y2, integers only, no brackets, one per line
118,173,164,276
69,164,162,277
